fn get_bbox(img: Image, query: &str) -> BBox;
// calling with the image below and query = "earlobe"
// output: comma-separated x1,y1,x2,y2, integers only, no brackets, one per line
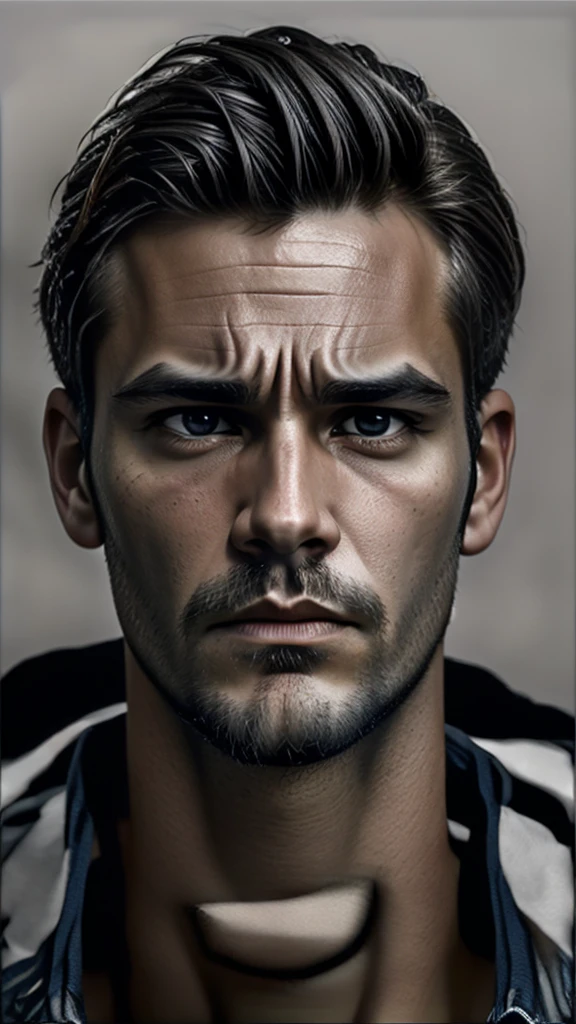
42,387,103,549
460,390,516,557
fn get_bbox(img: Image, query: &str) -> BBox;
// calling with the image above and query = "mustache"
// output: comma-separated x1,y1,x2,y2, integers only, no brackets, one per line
177,558,386,641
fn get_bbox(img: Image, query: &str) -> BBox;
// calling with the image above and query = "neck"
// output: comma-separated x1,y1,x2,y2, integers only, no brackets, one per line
119,644,493,1023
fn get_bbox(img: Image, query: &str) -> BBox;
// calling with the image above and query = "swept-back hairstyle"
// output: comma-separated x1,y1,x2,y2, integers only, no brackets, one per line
37,24,525,465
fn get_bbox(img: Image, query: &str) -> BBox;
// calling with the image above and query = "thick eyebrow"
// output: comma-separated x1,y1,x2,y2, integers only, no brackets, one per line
112,362,451,410
318,365,452,408
112,364,261,406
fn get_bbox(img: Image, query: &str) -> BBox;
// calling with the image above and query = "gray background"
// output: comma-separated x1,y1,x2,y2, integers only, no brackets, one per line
1,1,574,711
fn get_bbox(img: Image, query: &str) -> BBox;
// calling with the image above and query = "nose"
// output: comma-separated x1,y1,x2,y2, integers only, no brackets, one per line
229,422,340,567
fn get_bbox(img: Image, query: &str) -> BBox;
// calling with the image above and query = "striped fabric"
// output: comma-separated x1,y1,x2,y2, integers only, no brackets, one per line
1,640,574,1023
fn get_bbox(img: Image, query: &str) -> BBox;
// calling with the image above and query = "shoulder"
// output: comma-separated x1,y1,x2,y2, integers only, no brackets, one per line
446,657,573,856
1,638,125,760
444,655,574,750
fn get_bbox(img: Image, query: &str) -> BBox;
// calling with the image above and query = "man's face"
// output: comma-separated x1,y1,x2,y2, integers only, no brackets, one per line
90,207,471,766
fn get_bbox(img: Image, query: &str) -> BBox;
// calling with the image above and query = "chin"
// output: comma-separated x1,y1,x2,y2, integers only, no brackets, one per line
182,677,403,769
199,729,363,769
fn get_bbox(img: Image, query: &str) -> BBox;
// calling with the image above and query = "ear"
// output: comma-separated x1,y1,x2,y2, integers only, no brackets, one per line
42,387,103,549
461,389,516,556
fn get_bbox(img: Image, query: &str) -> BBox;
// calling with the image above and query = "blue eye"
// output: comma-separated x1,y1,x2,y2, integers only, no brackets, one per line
162,410,237,437
335,410,410,438
147,405,423,447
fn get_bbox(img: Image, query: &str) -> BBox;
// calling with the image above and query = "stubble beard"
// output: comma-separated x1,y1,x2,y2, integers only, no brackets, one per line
102,522,461,769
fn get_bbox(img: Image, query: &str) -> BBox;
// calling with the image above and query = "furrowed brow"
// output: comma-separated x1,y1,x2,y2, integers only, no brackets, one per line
111,363,261,406
111,362,451,411
318,365,452,408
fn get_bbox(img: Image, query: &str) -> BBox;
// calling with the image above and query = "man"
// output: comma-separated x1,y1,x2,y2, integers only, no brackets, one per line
1,24,573,1024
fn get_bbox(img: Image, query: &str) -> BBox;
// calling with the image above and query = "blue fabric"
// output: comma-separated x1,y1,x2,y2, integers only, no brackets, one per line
3,723,561,1023
446,727,540,1021
47,729,94,1024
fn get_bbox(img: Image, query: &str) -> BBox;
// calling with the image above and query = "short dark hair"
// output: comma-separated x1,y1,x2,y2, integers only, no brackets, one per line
36,24,525,460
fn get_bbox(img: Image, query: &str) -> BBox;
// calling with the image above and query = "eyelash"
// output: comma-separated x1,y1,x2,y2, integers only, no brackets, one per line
144,406,428,451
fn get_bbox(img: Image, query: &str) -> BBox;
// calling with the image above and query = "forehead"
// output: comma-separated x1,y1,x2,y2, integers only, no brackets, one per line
97,205,460,396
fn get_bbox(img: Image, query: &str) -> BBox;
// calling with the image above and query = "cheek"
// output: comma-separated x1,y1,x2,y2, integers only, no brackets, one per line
99,453,229,602
340,449,465,604
96,425,467,613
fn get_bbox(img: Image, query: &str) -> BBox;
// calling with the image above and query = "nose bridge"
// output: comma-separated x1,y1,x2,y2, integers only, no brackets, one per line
246,413,331,555
260,413,321,512
256,344,320,507
230,338,342,559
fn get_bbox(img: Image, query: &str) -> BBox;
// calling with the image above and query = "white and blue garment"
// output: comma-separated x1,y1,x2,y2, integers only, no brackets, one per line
1,641,574,1023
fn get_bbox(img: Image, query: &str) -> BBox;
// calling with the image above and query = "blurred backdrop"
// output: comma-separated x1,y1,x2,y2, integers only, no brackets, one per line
0,1,574,710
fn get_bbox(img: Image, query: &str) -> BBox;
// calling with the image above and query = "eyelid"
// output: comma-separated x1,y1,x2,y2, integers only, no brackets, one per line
331,408,424,439
144,404,425,428
143,406,429,448
144,405,246,430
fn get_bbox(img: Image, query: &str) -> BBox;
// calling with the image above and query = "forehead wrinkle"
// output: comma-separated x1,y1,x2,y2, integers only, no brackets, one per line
270,222,381,267
160,263,385,279
162,304,405,332
161,277,423,332
123,223,375,284
147,318,446,367
181,325,438,404
120,219,431,301
142,268,444,346
104,208,456,400
173,214,377,260
162,327,421,371
145,266,400,310
168,290,379,302
114,209,448,334
144,263,386,287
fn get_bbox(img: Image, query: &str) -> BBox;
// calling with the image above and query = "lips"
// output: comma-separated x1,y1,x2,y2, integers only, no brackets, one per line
207,598,356,630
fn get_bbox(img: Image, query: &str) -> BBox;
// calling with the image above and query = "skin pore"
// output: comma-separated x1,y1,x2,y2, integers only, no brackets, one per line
43,206,515,1022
